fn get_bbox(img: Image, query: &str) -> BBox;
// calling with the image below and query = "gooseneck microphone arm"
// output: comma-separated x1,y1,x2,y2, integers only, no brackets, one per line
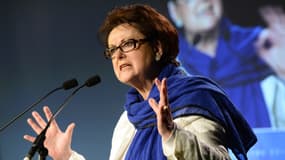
24,75,101,160
53,75,101,121
0,79,78,132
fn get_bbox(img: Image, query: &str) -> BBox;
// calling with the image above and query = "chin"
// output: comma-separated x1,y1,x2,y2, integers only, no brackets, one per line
117,76,132,85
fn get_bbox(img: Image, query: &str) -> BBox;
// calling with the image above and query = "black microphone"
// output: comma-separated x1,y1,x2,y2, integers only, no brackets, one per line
24,75,101,160
0,79,78,132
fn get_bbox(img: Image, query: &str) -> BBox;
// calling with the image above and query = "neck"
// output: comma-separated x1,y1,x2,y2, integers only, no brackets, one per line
135,81,153,100
131,64,163,100
185,27,220,57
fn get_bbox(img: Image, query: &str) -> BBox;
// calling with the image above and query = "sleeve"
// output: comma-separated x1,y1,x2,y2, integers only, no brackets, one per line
162,115,231,160
68,151,86,160
109,111,136,160
68,111,135,160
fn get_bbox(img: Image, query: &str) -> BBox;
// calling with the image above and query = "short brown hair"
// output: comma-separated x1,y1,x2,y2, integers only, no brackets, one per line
98,4,179,66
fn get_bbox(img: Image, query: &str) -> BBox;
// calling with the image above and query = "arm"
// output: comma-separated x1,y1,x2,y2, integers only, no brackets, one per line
69,151,86,160
163,116,230,160
148,78,230,160
109,111,136,160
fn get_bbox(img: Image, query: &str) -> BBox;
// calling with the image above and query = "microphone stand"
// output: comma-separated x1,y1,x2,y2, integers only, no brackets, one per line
0,78,78,132
24,83,88,160
0,88,61,132
23,119,50,160
24,75,100,160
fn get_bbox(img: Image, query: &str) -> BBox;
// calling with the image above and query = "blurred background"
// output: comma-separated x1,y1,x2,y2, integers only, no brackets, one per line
0,0,284,159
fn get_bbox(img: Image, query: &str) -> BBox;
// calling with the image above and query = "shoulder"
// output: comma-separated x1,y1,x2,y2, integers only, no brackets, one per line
113,111,134,134
221,18,264,47
170,74,225,94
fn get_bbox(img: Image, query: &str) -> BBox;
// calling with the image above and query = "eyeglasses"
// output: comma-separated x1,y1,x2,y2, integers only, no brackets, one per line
104,38,149,59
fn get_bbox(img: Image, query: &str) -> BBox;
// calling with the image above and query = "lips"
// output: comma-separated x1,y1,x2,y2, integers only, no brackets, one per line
119,63,131,70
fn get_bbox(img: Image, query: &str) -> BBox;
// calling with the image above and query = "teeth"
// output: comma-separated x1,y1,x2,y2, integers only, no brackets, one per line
120,64,129,70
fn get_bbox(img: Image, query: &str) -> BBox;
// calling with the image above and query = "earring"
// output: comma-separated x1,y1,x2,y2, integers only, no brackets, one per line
155,53,161,61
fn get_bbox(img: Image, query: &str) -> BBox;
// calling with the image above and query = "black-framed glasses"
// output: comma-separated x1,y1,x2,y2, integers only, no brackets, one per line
104,38,149,59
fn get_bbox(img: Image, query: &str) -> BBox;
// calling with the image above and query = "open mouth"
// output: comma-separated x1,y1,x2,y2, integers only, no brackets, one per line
120,63,131,70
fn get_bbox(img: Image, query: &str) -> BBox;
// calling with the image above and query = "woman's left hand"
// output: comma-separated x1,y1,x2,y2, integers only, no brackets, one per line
148,78,175,141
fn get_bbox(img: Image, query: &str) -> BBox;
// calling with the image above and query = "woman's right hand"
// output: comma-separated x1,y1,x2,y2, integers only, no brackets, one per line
23,106,75,160
256,6,285,79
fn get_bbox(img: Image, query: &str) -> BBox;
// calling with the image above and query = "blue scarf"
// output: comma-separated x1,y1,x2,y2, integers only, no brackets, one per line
124,64,256,160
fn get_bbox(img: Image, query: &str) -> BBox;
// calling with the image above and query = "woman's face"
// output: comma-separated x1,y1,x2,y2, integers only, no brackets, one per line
174,0,223,34
107,23,157,86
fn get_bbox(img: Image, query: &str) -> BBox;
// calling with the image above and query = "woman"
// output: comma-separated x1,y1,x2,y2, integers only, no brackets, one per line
24,4,256,160
167,0,285,128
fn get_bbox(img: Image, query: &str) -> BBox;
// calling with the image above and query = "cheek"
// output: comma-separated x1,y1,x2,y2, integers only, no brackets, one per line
112,61,120,77
133,53,153,73
180,6,195,22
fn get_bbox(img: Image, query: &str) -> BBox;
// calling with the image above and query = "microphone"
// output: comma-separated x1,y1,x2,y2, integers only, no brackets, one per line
0,79,78,132
24,75,101,160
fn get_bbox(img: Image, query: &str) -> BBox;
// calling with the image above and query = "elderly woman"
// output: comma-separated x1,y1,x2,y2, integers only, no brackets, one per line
23,4,256,160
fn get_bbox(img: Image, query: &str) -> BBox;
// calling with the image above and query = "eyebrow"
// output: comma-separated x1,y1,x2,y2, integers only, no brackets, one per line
108,38,127,48
108,37,138,48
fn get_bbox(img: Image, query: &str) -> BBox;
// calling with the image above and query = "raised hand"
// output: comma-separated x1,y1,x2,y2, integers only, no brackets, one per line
23,106,75,160
256,6,285,79
148,78,175,141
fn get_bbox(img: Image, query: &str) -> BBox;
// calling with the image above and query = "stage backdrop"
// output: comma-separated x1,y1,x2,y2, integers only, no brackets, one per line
0,0,284,160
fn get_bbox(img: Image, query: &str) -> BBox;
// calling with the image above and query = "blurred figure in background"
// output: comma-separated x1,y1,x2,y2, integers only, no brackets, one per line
167,0,285,128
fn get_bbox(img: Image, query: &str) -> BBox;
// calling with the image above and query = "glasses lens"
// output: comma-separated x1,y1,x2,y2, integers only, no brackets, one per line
104,38,148,59
121,40,136,52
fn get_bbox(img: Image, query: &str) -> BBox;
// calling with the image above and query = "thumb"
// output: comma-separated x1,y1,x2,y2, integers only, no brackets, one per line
65,123,76,138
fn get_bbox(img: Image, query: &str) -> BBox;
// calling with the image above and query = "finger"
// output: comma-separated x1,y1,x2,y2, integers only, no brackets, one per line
43,106,53,121
23,134,36,143
148,98,159,114
32,111,47,129
154,78,162,91
160,78,169,106
65,123,76,140
154,78,166,104
27,118,43,135
43,106,59,129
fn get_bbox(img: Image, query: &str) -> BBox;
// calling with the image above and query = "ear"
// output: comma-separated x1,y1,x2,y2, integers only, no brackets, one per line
167,1,183,28
153,40,163,61
155,41,163,57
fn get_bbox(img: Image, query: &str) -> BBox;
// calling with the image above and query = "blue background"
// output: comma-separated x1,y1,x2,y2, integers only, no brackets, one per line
0,0,284,159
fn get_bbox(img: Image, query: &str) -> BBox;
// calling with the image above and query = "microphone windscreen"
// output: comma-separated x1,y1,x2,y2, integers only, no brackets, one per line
85,75,101,87
62,79,79,90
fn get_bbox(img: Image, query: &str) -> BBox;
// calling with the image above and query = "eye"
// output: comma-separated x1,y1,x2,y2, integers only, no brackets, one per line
121,40,135,48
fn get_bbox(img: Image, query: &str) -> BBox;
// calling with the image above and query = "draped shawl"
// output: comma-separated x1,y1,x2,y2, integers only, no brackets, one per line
124,64,256,160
